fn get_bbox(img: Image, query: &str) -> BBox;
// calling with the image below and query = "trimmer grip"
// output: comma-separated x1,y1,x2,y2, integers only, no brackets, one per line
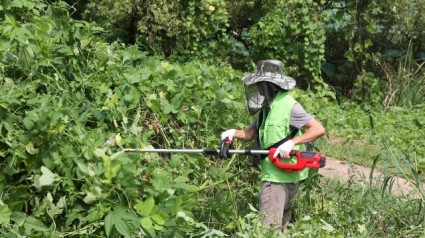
268,149,326,172
219,138,234,158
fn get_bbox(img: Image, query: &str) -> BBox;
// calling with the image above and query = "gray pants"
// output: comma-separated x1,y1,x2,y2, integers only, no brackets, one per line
259,182,299,230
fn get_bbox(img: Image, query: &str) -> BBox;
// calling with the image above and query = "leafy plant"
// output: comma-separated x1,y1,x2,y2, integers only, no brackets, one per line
352,72,385,111
0,1,251,236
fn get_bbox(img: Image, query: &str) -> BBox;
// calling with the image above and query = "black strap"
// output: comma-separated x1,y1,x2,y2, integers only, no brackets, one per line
251,128,298,167
252,109,267,167
265,128,299,150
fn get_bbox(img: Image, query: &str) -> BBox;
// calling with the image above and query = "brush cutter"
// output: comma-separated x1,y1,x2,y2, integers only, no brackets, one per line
124,138,326,172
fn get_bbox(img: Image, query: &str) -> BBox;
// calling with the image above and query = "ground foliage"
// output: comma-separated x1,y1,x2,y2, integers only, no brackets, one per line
1,1,425,237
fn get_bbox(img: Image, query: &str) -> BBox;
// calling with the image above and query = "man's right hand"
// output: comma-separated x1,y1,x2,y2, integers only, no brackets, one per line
221,129,236,141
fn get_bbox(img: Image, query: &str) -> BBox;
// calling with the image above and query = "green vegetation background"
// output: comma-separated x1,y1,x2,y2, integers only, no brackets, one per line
0,0,424,237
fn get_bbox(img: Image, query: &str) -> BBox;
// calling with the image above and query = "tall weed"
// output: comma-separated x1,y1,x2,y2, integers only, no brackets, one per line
379,42,425,109
372,140,425,237
379,140,425,203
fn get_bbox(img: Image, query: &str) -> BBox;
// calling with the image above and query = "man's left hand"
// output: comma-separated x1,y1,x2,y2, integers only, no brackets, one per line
273,140,294,159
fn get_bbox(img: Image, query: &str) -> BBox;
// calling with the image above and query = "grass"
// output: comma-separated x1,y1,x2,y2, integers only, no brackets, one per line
318,136,382,167
288,175,425,238
317,135,425,184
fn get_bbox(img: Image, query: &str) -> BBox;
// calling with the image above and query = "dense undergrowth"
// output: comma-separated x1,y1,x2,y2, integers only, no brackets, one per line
1,1,425,237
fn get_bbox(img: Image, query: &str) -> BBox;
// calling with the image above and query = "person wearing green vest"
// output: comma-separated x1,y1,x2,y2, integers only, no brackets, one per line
221,60,326,231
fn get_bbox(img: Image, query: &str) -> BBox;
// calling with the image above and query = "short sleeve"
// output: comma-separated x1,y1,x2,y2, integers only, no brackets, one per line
290,103,313,129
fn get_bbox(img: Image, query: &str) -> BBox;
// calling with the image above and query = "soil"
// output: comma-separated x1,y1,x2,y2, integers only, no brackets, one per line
319,156,421,196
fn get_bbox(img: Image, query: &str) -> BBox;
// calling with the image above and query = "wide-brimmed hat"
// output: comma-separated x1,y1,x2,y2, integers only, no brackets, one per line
241,60,296,90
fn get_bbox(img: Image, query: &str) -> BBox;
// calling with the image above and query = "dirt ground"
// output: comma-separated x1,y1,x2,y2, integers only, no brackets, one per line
319,156,421,196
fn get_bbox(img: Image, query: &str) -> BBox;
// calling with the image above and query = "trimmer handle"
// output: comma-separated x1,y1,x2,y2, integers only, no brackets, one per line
219,137,234,158
268,149,326,172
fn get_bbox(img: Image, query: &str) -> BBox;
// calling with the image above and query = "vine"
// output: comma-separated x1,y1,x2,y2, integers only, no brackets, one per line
176,0,230,61
248,0,329,91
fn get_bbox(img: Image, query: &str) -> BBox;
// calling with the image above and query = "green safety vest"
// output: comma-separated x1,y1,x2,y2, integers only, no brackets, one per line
258,91,309,183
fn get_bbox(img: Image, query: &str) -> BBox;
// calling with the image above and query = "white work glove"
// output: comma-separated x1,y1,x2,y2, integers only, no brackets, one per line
273,140,295,159
221,129,236,141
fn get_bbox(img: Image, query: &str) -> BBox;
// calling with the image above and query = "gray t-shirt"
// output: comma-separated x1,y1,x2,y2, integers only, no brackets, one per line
249,103,313,131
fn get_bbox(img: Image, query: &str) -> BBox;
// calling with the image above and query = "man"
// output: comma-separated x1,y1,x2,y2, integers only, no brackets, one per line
221,60,326,230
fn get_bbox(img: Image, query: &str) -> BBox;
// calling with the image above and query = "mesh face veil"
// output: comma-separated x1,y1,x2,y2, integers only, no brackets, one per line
241,60,296,114
244,83,265,115
244,82,280,114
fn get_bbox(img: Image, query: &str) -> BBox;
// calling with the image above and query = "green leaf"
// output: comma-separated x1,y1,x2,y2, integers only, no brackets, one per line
124,72,140,84
140,217,157,237
364,39,373,49
151,213,165,225
93,148,106,158
83,192,97,204
24,216,49,234
320,219,335,232
113,216,131,237
46,193,65,217
104,159,121,180
83,186,102,204
172,196,182,215
73,158,88,174
161,98,178,114
105,210,132,238
140,68,152,81
104,212,113,236
135,196,154,217
23,117,35,130
11,212,26,226
151,169,172,191
147,94,160,111
115,133,123,146
38,166,58,186
358,224,366,234
80,37,91,49
140,217,152,229
173,183,199,192
171,94,182,108
0,205,12,224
